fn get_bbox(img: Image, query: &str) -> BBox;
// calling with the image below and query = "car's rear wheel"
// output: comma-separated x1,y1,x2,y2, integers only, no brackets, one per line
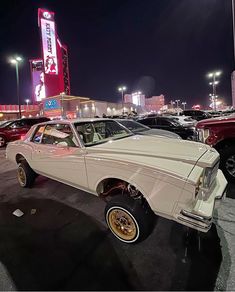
0,135,6,147
17,162,36,188
105,195,154,243
220,146,235,182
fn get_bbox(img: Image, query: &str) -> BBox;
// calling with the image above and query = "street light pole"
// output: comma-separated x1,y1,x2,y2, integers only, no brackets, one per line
118,86,127,115
15,61,21,118
182,102,187,110
175,99,180,108
10,56,23,119
170,100,175,108
208,71,221,111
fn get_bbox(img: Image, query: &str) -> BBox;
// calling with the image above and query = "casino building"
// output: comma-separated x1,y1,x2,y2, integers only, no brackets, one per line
0,8,165,121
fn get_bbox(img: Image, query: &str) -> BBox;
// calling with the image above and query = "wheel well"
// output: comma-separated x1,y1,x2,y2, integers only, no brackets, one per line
214,138,235,152
0,134,7,141
16,154,26,164
97,178,145,201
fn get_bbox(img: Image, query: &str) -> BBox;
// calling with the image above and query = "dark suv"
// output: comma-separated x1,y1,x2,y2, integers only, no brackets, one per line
0,117,50,147
138,116,197,140
182,110,211,121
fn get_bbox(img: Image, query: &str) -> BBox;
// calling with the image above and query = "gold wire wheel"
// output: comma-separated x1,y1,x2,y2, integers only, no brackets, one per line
18,167,26,186
108,208,137,241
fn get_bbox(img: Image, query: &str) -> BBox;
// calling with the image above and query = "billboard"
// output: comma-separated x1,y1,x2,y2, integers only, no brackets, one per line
29,59,46,102
37,8,71,98
39,10,58,75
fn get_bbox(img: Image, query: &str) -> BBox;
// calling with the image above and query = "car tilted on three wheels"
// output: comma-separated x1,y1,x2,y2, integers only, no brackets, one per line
6,118,227,243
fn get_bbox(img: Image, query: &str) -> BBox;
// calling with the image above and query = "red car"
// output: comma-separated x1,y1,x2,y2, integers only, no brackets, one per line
196,115,235,182
0,117,50,147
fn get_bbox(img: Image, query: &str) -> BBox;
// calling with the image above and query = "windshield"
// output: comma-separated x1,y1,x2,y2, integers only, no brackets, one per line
117,120,149,133
74,120,133,146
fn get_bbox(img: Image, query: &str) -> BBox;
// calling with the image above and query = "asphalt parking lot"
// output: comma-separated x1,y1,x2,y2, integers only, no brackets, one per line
0,148,234,291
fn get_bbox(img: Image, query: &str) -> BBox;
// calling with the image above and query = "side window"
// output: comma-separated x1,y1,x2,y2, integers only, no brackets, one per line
158,119,171,126
27,119,38,126
32,125,46,143
9,121,25,129
30,118,48,126
41,124,78,147
140,118,154,126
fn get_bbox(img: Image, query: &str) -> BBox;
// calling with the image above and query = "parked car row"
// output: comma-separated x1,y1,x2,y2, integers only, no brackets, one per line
137,116,197,140
0,117,50,147
6,118,227,244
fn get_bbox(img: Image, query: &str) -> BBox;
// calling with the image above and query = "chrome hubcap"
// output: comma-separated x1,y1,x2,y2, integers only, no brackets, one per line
225,155,235,177
18,167,26,186
108,209,137,241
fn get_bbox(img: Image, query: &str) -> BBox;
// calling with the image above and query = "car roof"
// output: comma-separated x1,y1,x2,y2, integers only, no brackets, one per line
35,118,114,126
115,119,136,122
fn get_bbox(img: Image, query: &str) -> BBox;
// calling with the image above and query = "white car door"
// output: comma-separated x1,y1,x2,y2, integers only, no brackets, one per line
30,123,88,191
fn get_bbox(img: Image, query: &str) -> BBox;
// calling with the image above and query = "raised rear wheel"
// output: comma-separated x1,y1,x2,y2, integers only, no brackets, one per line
17,162,36,188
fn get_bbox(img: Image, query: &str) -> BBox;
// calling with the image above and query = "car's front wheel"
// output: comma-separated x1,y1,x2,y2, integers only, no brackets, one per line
105,195,154,243
220,146,235,183
0,135,6,147
17,162,36,188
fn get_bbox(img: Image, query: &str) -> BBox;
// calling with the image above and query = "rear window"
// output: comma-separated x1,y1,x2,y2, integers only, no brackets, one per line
139,118,155,126
27,118,50,126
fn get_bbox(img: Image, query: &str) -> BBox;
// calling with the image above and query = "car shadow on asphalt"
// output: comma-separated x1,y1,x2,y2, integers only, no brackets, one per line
226,182,235,199
169,223,223,290
0,198,139,291
0,169,229,290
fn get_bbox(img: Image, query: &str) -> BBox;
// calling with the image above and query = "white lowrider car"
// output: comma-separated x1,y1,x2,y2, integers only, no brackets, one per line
6,118,227,243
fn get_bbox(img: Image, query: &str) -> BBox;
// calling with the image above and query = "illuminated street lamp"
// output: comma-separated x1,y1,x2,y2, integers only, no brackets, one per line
10,56,23,118
170,100,175,108
208,71,222,111
25,99,30,106
118,86,127,115
175,99,181,108
182,101,187,110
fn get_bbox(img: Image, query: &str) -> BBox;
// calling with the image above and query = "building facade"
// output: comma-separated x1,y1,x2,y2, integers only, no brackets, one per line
145,95,165,112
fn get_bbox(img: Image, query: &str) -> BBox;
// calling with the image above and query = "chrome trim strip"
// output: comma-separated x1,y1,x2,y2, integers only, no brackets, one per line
180,209,212,223
178,216,212,230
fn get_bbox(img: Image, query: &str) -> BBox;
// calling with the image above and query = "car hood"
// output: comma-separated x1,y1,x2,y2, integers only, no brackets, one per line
87,135,211,169
197,115,235,128
138,129,181,139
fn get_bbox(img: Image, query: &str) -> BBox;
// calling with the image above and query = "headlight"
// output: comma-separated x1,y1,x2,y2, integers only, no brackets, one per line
198,128,210,143
202,167,213,188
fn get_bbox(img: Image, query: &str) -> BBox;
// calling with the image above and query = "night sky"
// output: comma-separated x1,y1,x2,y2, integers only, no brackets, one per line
0,0,234,108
